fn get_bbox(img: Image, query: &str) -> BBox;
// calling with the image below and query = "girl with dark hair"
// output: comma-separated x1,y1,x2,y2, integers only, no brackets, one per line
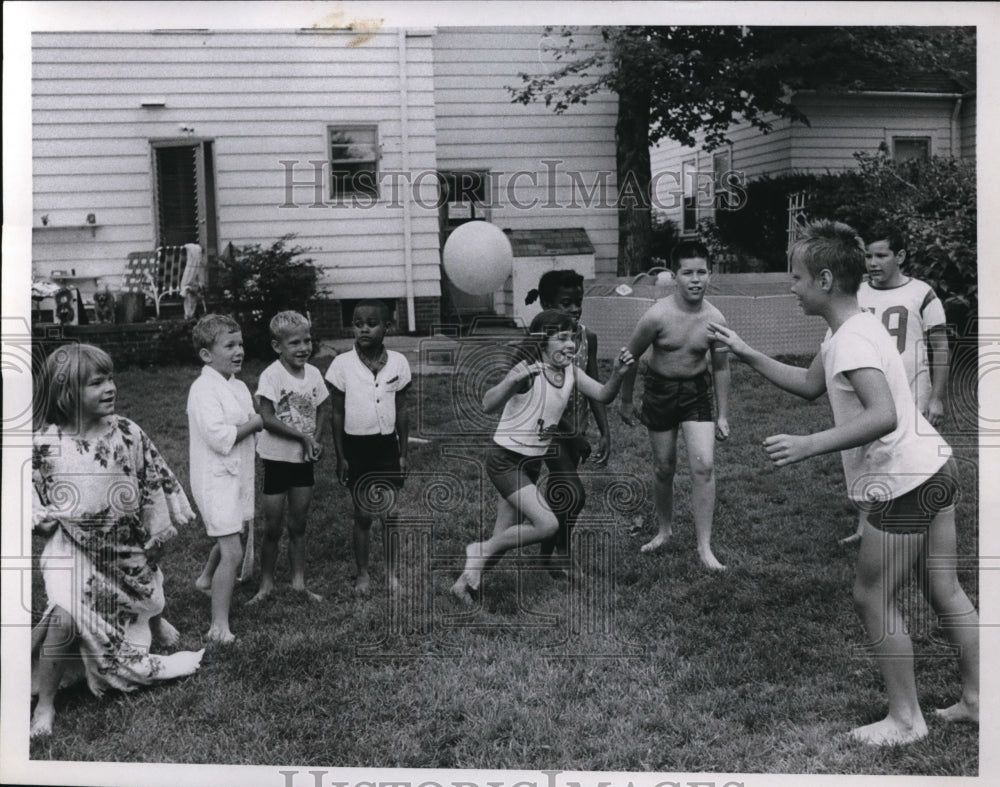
451,309,634,603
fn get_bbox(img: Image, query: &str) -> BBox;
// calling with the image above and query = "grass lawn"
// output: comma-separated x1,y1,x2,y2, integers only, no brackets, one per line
28,354,979,775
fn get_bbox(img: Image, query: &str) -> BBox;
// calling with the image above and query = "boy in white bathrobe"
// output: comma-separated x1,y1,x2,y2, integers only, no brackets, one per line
188,314,263,644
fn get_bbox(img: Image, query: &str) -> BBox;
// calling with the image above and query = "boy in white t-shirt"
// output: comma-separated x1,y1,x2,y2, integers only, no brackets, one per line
325,301,411,595
709,220,977,746
249,311,329,604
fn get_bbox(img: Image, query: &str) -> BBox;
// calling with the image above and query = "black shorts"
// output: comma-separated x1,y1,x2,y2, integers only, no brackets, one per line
487,444,545,498
858,457,959,534
262,459,315,494
639,369,714,432
343,433,404,511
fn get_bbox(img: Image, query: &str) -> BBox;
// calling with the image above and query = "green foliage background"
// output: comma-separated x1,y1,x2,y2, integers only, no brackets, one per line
211,234,321,357
708,152,976,329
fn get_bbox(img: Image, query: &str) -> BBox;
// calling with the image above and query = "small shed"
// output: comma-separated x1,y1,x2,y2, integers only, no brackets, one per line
500,228,596,326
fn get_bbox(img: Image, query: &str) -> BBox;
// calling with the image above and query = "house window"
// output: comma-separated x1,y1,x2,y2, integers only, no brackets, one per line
328,126,379,199
439,170,491,238
891,136,931,163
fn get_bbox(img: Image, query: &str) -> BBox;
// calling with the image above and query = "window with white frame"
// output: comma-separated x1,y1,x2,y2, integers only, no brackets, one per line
328,126,379,199
439,170,491,237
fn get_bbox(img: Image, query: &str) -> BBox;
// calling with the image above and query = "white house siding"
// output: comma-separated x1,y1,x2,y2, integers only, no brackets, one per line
32,29,441,301
649,91,963,232
788,94,956,170
433,28,620,275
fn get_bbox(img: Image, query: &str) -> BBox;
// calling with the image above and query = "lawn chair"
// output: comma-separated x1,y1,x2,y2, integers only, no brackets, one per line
123,245,204,318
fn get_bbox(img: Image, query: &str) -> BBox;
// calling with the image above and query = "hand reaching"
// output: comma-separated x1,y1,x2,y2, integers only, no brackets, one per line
707,322,751,360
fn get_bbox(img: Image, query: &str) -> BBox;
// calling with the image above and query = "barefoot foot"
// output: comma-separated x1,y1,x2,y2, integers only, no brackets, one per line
462,541,487,586
150,617,180,648
698,550,727,571
247,586,274,605
935,699,979,724
296,588,324,603
450,575,473,605
640,533,670,554
204,627,236,646
30,705,55,738
354,573,371,596
850,715,927,745
388,574,401,593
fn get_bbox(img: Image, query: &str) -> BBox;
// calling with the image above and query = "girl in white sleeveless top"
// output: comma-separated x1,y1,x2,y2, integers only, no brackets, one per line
451,309,634,603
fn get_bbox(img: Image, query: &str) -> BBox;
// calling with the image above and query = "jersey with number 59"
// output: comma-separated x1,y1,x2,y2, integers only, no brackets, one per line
857,277,946,412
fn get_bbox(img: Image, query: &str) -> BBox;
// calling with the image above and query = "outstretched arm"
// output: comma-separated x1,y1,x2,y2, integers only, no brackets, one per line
763,366,896,466
576,349,636,403
708,322,826,401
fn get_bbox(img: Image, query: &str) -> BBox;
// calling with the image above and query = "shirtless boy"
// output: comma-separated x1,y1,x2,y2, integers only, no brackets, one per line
620,240,731,570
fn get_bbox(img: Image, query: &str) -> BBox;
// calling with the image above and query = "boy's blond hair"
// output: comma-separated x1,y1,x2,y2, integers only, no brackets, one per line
790,219,867,295
193,314,241,353
269,310,311,341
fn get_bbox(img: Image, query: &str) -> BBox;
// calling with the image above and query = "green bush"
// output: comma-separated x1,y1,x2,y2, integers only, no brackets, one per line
210,234,321,357
714,172,825,270
708,152,976,326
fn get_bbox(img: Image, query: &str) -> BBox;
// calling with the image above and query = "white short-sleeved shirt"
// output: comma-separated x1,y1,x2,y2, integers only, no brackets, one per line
187,365,257,535
821,311,950,503
494,364,575,457
255,360,328,462
325,348,411,436
857,278,946,411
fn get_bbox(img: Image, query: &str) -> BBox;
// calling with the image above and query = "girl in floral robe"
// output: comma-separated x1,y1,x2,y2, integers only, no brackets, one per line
31,344,203,737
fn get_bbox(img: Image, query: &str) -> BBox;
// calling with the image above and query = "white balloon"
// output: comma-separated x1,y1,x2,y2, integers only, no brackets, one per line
443,221,514,295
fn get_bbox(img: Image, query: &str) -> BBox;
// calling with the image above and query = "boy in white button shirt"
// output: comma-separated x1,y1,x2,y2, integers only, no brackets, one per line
325,301,411,595
249,311,329,605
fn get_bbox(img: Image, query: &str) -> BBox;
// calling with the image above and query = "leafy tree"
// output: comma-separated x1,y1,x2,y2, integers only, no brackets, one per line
511,26,974,275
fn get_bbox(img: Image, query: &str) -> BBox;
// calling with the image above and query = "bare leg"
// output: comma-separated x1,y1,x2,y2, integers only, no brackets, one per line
453,497,518,604
206,533,242,644
285,485,323,601
353,510,372,595
850,520,928,745
540,439,585,576
31,606,75,738
454,485,558,598
195,543,220,596
681,421,725,570
640,428,678,553
248,492,285,604
924,507,979,723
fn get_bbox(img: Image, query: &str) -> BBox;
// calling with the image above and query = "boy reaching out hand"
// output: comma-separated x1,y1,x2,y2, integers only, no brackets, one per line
708,219,977,746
